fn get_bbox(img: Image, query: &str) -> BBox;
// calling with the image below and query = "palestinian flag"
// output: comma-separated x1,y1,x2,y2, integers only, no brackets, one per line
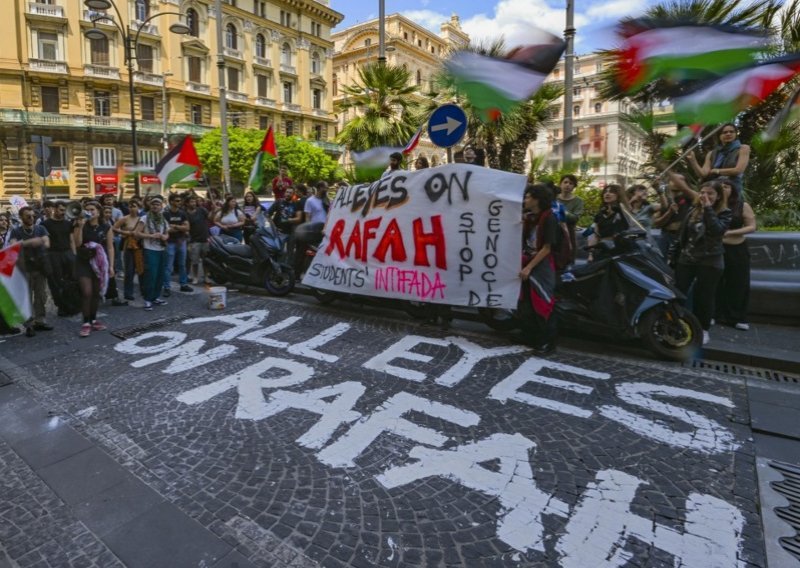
351,146,403,180
661,124,703,156
155,136,201,188
674,55,800,125
402,127,423,155
248,126,278,191
763,84,800,141
444,33,565,122
0,243,32,327
614,22,767,94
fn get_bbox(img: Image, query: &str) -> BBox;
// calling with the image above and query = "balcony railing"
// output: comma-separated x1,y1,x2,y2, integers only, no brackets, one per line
255,97,276,108
84,64,120,80
29,59,68,74
254,56,272,68
28,2,65,18
283,102,301,112
224,47,243,60
134,71,164,86
132,20,158,36
83,9,112,22
0,109,213,136
280,64,297,75
186,81,210,94
226,91,248,102
312,108,328,117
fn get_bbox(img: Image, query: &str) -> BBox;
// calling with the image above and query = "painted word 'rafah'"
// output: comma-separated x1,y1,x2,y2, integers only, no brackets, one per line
113,310,746,566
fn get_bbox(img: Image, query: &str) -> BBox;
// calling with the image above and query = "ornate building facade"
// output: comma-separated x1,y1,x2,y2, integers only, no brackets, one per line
0,0,343,201
331,13,469,167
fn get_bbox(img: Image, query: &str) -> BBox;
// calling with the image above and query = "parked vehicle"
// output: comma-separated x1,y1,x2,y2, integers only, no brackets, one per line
480,230,702,361
204,221,295,296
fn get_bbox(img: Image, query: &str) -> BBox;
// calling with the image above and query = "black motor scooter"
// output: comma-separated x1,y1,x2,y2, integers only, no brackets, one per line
204,220,295,296
480,230,702,361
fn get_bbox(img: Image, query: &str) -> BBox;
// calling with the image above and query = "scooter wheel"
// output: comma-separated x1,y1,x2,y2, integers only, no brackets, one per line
312,287,337,305
638,305,702,361
265,264,295,296
478,307,521,332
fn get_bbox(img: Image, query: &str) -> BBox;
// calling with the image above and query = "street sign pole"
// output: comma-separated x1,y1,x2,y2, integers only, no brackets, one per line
32,135,53,201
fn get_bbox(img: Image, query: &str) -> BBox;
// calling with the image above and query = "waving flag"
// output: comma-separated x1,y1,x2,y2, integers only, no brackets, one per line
403,127,423,155
351,146,403,180
248,126,278,191
155,136,201,188
0,243,32,327
674,55,800,125
614,22,767,94
444,33,565,122
661,124,703,156
763,85,800,141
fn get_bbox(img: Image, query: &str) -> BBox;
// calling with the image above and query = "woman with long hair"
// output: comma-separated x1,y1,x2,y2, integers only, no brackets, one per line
242,190,260,244
72,201,114,337
519,184,559,354
687,123,750,196
715,177,756,330
214,195,245,242
114,198,144,301
674,180,732,345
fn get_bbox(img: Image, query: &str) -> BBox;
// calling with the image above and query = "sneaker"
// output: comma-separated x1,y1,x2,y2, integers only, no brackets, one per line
710,318,716,326
153,298,168,306
33,322,54,331
734,322,750,331
191,278,199,285
163,288,171,297
143,301,153,311
91,320,107,331
179,284,194,293
702,330,710,345
111,299,129,307
79,323,91,337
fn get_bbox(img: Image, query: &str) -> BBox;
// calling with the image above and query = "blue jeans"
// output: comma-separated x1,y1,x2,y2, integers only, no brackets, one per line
164,240,188,289
113,235,123,272
143,249,166,302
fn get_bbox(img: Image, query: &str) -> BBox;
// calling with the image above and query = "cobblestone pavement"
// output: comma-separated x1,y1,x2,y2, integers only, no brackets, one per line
0,290,768,567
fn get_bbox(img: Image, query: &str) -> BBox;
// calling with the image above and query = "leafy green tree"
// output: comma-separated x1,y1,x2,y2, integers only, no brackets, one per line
196,128,343,192
335,62,423,152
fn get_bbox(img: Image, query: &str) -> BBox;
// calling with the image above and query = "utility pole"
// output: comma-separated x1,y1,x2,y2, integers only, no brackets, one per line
161,71,173,153
562,0,576,166
215,0,231,195
378,0,386,65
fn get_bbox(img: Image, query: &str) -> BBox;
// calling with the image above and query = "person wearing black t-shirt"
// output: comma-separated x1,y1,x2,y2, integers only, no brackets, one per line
518,184,558,354
163,193,192,296
267,186,303,264
72,201,114,337
185,194,210,285
9,206,51,336
41,201,76,315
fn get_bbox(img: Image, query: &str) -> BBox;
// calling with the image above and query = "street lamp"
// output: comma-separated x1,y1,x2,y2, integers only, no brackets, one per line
83,0,189,197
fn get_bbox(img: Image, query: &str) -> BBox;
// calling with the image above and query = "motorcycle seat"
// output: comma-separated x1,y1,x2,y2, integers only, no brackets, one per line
218,241,253,258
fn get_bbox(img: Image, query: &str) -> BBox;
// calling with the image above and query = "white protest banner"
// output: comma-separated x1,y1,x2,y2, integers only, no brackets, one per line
302,164,526,308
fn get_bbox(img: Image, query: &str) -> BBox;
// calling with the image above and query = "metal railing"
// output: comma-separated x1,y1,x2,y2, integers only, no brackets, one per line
255,97,276,108
83,9,112,22
28,2,65,17
133,71,164,86
29,59,69,74
131,20,158,36
226,91,249,102
283,102,301,112
0,109,212,136
84,64,120,79
186,82,211,94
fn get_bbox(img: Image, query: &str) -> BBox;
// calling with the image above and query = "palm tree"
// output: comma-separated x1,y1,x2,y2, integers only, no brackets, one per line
335,63,423,152
430,39,562,172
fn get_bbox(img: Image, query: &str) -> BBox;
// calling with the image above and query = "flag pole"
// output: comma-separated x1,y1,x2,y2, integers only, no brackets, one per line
656,123,725,179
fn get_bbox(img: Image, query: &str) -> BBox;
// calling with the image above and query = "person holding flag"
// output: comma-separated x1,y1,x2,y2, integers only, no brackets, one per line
155,136,202,192
686,123,750,196
8,207,51,337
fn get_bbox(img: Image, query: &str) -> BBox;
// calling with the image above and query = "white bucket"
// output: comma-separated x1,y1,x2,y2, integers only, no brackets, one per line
208,286,227,310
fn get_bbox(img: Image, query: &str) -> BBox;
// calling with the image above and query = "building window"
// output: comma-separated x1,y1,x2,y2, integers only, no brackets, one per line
41,86,60,113
92,147,116,168
227,67,239,92
186,8,199,37
140,149,159,168
312,88,321,109
594,102,602,113
311,22,321,36
255,1,265,17
50,146,68,169
134,0,148,21
137,44,154,73
311,52,320,74
259,115,269,130
314,125,322,140
90,36,109,66
573,105,580,117
94,91,111,117
416,70,422,86
364,38,371,47
225,23,237,50
596,61,603,73
283,81,292,103
140,96,155,120
332,73,337,96
280,10,290,27
38,32,59,61
255,33,266,58
417,39,422,47
257,74,268,97
573,87,581,97
403,32,408,40
187,55,202,83
281,42,291,66
285,120,294,136
191,104,203,125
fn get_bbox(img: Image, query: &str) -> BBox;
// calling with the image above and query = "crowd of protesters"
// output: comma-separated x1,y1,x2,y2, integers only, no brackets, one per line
2,127,759,351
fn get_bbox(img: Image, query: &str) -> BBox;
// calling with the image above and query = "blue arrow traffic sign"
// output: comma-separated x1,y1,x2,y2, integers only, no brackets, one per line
427,104,468,149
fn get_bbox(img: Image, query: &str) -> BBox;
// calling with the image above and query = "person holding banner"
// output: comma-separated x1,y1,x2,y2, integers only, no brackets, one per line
519,184,558,354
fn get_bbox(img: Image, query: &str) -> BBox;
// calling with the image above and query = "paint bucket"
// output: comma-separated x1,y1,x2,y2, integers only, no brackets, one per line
208,286,227,310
